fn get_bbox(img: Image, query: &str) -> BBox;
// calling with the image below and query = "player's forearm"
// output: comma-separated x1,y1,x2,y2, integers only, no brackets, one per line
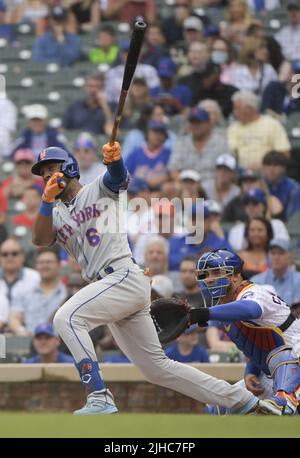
244,360,261,378
193,300,262,323
103,158,128,192
32,203,56,246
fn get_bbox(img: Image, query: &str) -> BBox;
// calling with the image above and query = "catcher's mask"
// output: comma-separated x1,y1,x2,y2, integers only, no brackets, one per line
196,249,244,307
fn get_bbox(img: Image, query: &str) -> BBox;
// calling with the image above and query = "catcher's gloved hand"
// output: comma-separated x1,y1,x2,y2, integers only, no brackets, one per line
150,297,210,344
102,142,121,165
43,172,66,203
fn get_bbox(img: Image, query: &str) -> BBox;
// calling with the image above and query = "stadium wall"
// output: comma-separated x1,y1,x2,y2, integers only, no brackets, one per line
0,363,244,412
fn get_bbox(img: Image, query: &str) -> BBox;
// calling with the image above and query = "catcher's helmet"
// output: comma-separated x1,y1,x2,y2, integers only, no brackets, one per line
31,147,80,179
196,249,244,306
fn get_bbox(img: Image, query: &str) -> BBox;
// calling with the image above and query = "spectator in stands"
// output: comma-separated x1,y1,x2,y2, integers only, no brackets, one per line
73,132,105,185
0,291,9,333
275,1,300,62
139,235,169,276
211,37,238,86
141,22,167,68
18,0,48,35
261,61,300,116
151,274,174,300
178,41,210,85
182,15,204,47
0,187,7,229
198,99,224,130
223,168,260,222
11,104,67,159
169,107,231,188
252,238,300,305
161,0,190,45
0,1,16,43
0,237,40,309
203,154,240,212
168,202,232,271
179,169,206,203
177,256,204,308
88,25,119,66
125,120,171,191
193,62,237,117
2,149,43,199
33,6,81,67
228,90,290,169
231,37,278,96
62,73,113,135
220,0,253,46
24,323,73,363
0,93,17,159
122,102,175,159
152,57,192,115
122,77,152,130
165,325,209,363
2,0,23,24
101,0,156,23
68,0,101,33
105,39,160,104
206,321,236,353
228,187,290,251
262,151,300,221
12,186,42,230
127,177,151,245
9,248,67,335
238,216,273,278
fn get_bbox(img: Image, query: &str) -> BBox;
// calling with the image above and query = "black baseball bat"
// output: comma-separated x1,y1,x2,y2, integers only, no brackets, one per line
109,20,147,146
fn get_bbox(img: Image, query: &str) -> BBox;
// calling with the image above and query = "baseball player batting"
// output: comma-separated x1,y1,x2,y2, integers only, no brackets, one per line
31,145,277,415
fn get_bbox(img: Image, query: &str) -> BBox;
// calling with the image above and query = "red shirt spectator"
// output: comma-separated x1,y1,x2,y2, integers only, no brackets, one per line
103,0,156,23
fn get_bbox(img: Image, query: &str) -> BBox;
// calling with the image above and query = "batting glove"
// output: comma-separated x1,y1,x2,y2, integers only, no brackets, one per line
102,142,121,165
42,172,66,203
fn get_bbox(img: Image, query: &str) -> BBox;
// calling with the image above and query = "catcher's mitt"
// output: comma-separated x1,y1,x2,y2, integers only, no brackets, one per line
150,297,209,344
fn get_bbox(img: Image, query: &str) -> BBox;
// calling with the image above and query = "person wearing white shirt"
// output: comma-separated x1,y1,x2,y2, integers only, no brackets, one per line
232,36,278,95
275,2,300,62
0,96,17,158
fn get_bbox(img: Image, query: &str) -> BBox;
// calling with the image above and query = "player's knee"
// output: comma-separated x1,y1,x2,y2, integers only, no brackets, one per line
53,308,69,335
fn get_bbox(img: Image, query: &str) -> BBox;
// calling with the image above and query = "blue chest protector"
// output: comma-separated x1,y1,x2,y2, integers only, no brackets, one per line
223,320,286,375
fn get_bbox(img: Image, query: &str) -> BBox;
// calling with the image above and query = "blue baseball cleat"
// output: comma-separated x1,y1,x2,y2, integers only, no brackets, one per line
257,391,298,416
73,389,118,416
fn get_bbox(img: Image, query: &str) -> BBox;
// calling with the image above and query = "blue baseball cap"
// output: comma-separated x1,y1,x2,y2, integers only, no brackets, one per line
157,57,177,78
34,323,56,337
74,133,97,150
190,202,210,218
128,177,149,194
147,120,168,136
243,188,267,205
188,107,210,122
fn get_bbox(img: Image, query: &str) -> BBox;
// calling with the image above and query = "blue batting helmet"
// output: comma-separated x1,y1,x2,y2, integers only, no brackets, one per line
196,249,244,306
31,147,80,179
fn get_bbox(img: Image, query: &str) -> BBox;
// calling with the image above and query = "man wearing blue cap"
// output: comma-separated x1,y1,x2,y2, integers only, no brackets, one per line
165,324,209,363
25,323,73,364
152,57,192,115
252,238,300,305
125,120,171,191
228,187,290,251
169,107,232,188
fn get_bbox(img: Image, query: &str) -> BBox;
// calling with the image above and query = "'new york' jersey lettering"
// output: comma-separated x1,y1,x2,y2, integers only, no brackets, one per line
53,175,131,282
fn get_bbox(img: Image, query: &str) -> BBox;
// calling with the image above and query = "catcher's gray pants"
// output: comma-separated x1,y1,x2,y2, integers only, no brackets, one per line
54,261,256,409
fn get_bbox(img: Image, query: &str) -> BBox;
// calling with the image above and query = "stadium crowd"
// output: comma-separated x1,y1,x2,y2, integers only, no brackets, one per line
0,0,300,365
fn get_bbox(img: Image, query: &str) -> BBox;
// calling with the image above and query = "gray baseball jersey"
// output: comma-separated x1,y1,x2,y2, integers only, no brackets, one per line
53,175,131,282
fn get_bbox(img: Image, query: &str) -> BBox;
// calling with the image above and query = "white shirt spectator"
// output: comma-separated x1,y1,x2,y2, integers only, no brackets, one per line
232,63,278,95
228,219,290,251
247,0,280,11
0,97,17,158
105,63,160,104
0,267,40,308
0,292,9,327
275,23,300,61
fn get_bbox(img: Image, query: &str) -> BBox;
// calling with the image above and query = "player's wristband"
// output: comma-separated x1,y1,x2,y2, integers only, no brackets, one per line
39,201,54,217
